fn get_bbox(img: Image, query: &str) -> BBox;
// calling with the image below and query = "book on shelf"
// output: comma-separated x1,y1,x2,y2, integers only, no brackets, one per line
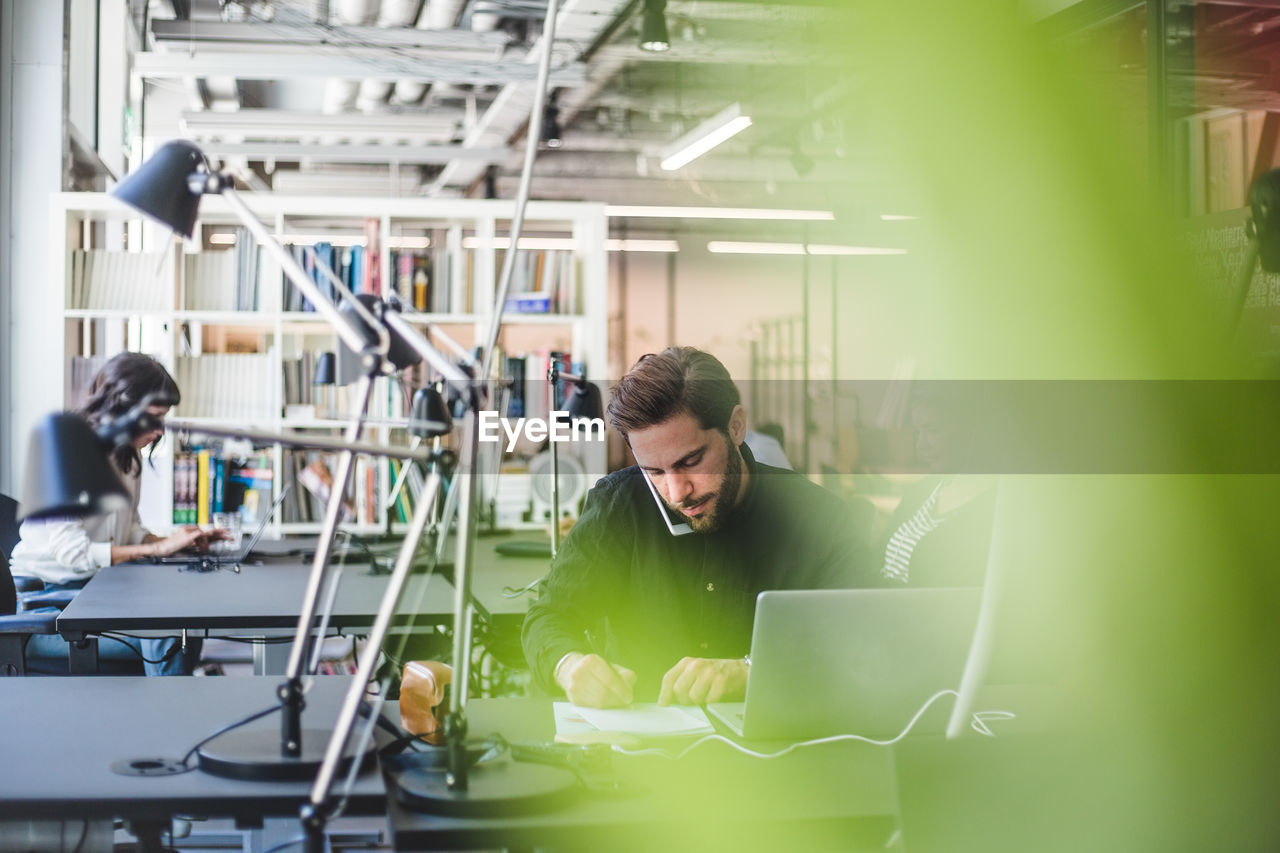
173,351,277,421
362,218,381,297
68,355,108,408
67,249,170,312
392,250,433,311
297,458,354,523
182,231,269,312
282,350,326,410
281,450,378,526
497,248,579,314
172,446,274,527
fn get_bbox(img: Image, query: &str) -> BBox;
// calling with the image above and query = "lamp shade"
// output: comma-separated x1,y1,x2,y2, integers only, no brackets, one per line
19,413,129,521
409,387,453,438
640,0,670,51
1251,168,1280,273
565,380,604,421
110,139,207,239
313,352,337,386
447,362,478,419
335,294,422,384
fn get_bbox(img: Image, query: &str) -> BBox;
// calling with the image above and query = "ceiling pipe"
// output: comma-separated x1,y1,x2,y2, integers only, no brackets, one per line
426,0,633,195
323,0,379,120
358,0,422,111
395,0,467,105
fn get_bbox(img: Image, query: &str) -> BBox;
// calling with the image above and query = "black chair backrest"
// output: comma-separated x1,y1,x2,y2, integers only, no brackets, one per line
0,493,18,562
0,494,17,615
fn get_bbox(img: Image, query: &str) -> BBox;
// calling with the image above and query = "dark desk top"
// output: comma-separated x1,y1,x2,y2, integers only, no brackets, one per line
56,536,549,638
386,697,898,851
0,676,386,822
56,561,455,637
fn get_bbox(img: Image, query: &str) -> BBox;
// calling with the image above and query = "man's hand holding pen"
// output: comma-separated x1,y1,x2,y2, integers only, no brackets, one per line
555,652,637,708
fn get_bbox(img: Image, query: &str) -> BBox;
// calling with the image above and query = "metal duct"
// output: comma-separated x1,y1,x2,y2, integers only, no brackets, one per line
394,0,466,105
324,0,378,117
357,0,421,111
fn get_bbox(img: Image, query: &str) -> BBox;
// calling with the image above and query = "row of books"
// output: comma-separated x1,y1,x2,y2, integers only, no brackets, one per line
283,242,350,313
280,451,380,526
67,249,170,311
172,448,274,527
68,355,109,408
385,458,429,524
504,350,580,423
183,234,270,312
391,251,438,312
282,351,321,408
173,353,277,421
287,243,467,315
66,243,580,316
500,249,580,314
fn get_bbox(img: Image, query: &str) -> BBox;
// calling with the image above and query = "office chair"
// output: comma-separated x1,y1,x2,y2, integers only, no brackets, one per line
0,494,141,675
0,544,61,676
0,492,42,593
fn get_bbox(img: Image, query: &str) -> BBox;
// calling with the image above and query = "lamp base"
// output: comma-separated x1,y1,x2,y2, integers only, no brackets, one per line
394,760,578,816
197,727,375,782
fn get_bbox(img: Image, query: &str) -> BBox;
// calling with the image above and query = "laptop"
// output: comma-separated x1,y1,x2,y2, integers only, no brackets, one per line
706,587,982,741
156,487,289,570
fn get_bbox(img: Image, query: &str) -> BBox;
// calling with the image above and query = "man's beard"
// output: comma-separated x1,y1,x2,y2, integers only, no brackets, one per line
665,433,744,534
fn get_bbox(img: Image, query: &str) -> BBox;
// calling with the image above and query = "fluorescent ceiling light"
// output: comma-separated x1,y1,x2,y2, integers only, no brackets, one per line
707,241,806,255
461,236,679,252
606,239,680,253
708,241,907,256
880,214,918,221
660,103,753,171
463,236,580,250
208,233,432,249
606,205,834,221
807,244,907,256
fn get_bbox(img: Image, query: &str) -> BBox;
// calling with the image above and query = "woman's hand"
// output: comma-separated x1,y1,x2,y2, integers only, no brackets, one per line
149,525,207,557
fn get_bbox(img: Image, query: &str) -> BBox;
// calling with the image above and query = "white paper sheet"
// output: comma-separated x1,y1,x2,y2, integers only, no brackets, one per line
555,701,713,737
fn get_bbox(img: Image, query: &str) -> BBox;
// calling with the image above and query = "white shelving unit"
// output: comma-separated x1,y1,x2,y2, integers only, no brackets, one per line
48,192,609,536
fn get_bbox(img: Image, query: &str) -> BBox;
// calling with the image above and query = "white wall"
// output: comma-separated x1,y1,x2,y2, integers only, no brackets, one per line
1,0,66,497
614,243,922,382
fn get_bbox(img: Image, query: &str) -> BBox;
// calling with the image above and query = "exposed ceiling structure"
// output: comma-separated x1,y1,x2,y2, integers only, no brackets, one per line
136,0,855,222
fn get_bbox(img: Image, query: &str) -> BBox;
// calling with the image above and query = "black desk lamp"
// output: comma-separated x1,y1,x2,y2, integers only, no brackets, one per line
547,367,604,557
19,396,169,520
1232,168,1280,332
377,0,582,822
386,384,453,518
109,139,410,781
313,351,336,416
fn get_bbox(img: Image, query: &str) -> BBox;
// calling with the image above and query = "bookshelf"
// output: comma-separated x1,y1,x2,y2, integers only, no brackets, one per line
49,193,609,536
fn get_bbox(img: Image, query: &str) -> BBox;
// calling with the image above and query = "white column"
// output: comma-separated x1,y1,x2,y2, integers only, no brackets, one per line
1,0,67,496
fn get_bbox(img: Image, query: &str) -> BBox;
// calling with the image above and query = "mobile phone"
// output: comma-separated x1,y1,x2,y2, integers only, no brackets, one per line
640,468,693,536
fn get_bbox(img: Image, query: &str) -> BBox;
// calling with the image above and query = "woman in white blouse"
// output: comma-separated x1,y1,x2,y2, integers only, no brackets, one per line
12,352,221,674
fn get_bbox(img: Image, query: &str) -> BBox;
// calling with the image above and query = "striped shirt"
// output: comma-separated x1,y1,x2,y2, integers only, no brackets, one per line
881,481,948,584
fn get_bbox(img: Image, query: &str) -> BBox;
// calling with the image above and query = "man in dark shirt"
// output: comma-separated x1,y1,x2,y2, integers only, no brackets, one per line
522,347,862,709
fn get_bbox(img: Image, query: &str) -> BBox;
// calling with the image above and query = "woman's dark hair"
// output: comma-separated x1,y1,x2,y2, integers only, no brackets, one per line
607,347,741,439
79,353,180,475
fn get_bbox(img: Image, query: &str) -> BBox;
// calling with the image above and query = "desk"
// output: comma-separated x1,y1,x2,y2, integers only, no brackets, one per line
55,542,548,674
0,677,386,849
386,698,898,851
56,562,452,673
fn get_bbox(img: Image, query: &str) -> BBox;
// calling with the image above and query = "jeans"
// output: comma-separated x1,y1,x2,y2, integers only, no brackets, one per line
38,580,203,676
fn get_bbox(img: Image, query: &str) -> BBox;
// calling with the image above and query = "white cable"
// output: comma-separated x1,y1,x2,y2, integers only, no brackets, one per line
969,709,1016,737
613,689,961,761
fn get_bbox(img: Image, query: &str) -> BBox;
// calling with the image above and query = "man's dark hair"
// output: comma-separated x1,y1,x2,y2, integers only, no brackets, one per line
607,347,741,439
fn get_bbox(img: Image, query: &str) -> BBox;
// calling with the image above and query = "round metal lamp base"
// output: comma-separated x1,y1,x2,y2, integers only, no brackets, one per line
394,761,578,817
197,727,375,782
